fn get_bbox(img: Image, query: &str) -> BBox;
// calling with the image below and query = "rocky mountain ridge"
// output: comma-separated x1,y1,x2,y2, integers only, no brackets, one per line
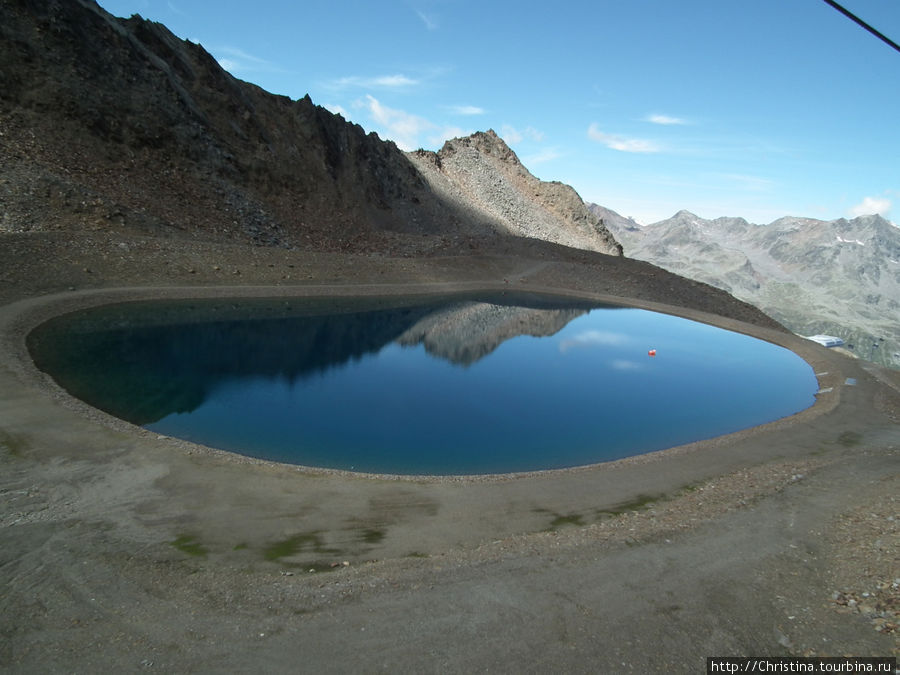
0,0,793,336
409,133,621,255
0,0,620,258
592,204,900,367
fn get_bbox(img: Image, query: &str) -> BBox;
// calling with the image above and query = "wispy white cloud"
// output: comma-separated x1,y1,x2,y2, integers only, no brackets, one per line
500,124,545,145
415,9,438,30
849,196,891,218
587,124,660,153
524,126,544,142
501,125,523,144
360,95,431,150
523,147,563,165
329,74,420,91
446,105,485,116
559,330,628,353
373,74,419,88
610,359,643,371
358,95,467,151
645,114,687,125
324,103,349,118
215,47,279,75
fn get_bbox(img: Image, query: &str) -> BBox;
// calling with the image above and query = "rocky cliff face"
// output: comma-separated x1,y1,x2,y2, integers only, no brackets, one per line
409,132,622,255
0,0,621,257
594,205,900,368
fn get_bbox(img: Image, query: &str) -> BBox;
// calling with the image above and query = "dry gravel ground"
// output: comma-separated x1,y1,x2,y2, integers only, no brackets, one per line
0,233,898,673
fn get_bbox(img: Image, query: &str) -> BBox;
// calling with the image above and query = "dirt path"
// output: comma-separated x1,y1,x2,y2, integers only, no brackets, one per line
1,248,898,672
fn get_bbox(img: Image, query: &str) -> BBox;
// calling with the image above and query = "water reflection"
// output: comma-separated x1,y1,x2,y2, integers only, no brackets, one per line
28,293,599,425
559,329,629,352
28,292,817,474
400,302,587,365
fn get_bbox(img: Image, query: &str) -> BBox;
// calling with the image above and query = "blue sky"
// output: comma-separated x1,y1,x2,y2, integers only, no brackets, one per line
97,0,899,225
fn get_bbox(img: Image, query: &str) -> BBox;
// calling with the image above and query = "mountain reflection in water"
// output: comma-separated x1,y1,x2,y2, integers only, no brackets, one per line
28,292,817,474
27,293,599,425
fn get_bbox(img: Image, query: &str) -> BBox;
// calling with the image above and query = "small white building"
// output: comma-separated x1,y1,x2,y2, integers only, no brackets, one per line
806,334,845,348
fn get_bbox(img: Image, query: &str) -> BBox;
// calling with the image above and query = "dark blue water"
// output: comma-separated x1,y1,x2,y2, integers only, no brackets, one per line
28,293,818,474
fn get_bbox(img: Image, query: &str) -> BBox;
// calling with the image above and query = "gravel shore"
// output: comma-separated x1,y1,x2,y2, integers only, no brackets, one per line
1,233,897,672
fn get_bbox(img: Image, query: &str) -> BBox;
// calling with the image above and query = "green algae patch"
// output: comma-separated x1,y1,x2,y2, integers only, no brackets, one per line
170,534,208,558
360,528,386,544
838,431,862,447
0,429,28,457
548,513,585,530
533,507,587,532
263,532,338,561
595,493,658,518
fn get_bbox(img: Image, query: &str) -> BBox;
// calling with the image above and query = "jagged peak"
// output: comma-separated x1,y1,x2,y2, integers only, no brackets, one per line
847,213,897,229
438,129,520,165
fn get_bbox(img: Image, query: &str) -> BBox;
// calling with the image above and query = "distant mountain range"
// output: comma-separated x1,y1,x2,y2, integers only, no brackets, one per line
590,205,900,368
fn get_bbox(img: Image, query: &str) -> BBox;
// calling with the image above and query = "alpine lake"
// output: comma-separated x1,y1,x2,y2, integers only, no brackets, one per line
27,292,818,475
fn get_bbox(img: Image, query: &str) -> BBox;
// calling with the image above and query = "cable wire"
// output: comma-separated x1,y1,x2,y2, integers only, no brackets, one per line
821,0,900,54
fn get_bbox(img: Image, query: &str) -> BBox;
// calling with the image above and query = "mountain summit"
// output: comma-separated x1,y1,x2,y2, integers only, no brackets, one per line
0,0,621,257
0,0,795,332
409,130,621,254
